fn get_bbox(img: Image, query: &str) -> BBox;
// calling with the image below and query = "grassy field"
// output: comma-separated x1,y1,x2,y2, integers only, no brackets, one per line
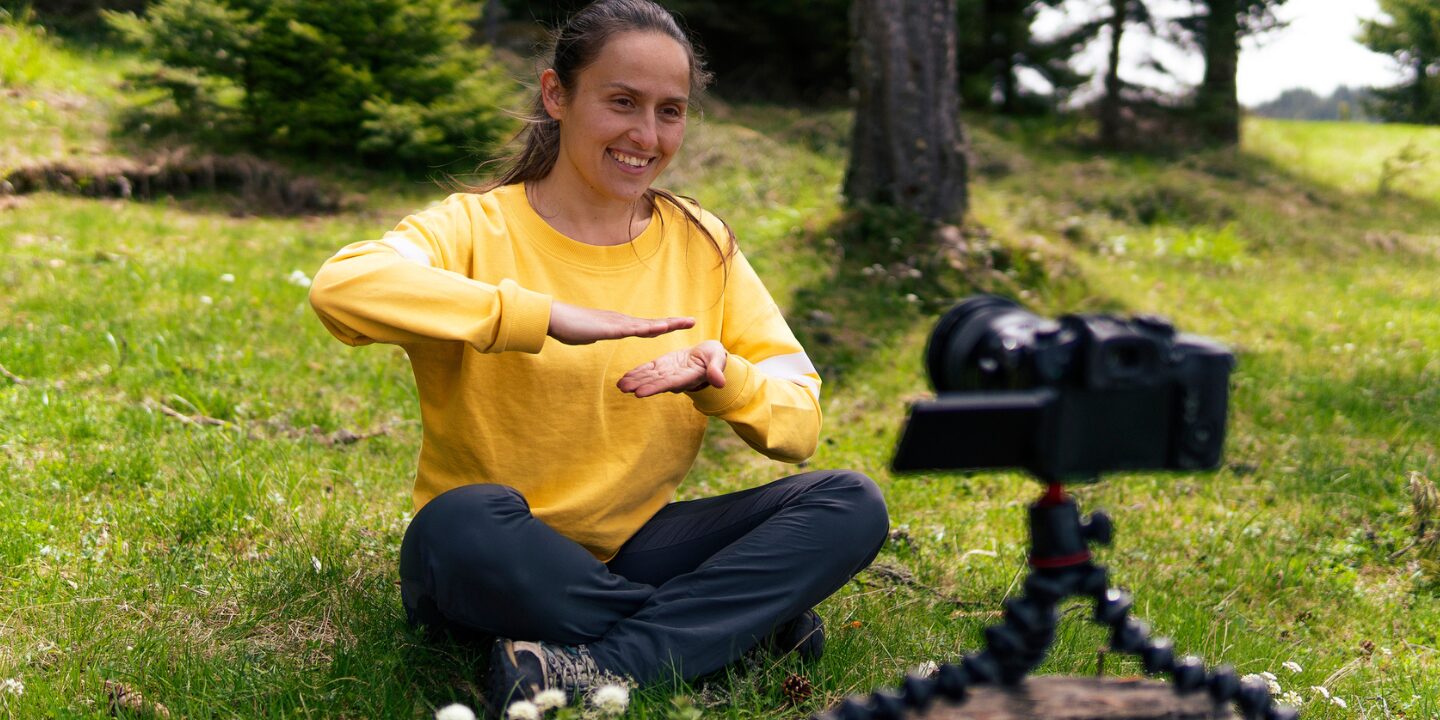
3,18,1439,719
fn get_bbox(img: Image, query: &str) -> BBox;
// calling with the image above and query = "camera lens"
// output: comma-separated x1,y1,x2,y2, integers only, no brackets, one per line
926,295,1060,393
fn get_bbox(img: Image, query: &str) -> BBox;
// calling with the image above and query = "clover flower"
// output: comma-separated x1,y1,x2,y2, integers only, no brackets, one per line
287,270,312,288
434,703,476,720
1279,691,1303,706
505,700,540,720
591,684,630,716
533,689,567,712
1282,661,1302,673
1,678,23,696
1331,696,1348,709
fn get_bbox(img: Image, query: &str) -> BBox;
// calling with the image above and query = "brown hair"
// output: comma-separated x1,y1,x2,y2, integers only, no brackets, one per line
480,0,735,269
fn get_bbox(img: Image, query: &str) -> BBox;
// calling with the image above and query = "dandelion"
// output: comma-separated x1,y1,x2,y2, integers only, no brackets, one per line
0,678,22,696
287,270,312,288
505,700,540,720
1282,661,1302,673
1279,691,1303,706
533,689,567,712
591,684,630,716
434,703,476,720
220,273,235,283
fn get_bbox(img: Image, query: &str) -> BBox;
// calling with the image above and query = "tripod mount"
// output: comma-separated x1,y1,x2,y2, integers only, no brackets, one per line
815,480,1299,720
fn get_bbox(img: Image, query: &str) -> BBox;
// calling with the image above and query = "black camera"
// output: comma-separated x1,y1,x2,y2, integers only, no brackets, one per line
891,295,1235,482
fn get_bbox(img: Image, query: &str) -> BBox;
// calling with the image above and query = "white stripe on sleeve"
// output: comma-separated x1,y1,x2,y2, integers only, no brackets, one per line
754,352,821,402
379,234,435,267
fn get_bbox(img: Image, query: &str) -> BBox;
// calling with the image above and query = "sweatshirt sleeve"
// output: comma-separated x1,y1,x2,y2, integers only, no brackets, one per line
308,194,552,354
686,245,823,463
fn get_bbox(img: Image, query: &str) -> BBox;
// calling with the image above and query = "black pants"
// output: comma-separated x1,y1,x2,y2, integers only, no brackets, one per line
398,470,888,684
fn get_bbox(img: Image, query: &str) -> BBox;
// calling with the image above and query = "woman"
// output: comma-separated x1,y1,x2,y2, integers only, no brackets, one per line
308,0,888,712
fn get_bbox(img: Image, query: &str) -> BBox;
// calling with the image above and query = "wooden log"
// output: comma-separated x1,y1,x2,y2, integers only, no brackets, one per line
914,677,1235,720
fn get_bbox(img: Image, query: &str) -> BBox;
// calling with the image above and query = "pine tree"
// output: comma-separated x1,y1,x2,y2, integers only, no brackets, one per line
1360,0,1440,124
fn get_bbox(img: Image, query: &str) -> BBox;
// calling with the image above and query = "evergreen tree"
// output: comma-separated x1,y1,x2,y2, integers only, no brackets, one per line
1176,0,1290,144
957,0,1097,113
107,0,518,168
1360,0,1440,124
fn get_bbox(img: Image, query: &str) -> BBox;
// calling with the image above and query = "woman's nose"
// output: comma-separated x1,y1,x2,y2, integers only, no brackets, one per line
628,114,658,149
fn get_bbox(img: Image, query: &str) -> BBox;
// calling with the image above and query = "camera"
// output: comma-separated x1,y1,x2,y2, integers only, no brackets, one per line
891,295,1235,482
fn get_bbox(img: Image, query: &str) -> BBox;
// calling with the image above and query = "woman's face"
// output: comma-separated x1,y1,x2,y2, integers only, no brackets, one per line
543,31,691,206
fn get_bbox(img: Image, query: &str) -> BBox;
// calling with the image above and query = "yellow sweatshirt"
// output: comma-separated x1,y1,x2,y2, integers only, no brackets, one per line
309,183,822,560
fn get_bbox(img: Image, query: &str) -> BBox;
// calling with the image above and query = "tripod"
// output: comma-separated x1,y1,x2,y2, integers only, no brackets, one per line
817,481,1299,720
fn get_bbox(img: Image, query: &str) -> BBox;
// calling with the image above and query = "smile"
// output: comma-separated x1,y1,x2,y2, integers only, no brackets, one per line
609,150,653,168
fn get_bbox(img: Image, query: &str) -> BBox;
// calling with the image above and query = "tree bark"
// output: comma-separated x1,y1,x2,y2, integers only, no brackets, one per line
845,0,968,225
1099,0,1127,148
1196,0,1241,145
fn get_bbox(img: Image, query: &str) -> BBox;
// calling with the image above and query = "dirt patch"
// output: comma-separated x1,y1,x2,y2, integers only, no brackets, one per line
1,149,342,215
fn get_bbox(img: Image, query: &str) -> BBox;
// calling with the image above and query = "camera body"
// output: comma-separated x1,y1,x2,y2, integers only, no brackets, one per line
892,296,1235,481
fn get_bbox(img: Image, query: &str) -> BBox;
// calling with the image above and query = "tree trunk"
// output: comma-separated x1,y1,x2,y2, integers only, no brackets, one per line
1196,0,1240,145
481,0,504,47
1099,0,1127,148
845,0,968,224
1414,55,1428,122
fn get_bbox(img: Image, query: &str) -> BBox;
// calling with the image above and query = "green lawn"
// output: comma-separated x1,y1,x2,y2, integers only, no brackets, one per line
2,22,1438,720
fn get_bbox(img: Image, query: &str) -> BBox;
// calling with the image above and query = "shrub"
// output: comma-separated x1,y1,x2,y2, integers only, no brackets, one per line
106,0,519,170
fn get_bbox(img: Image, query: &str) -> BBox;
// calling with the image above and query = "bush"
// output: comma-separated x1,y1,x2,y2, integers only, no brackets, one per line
106,0,519,169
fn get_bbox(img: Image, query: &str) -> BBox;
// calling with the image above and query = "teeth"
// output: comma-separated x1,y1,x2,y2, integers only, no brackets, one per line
611,150,650,168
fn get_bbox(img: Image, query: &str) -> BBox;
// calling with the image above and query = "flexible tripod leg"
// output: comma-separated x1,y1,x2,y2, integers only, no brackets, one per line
816,486,1302,720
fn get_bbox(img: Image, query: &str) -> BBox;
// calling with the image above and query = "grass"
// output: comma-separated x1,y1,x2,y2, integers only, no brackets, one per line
2,22,1439,720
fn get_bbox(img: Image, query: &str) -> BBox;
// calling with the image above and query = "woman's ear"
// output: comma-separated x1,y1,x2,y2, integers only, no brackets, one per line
540,69,565,121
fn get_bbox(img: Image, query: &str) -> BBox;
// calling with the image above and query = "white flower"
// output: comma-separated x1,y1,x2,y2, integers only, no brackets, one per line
287,270,312,288
504,701,540,720
434,703,476,720
1331,696,1347,709
310,556,322,573
591,684,630,716
219,273,235,283
1243,673,1281,695
913,660,939,678
1282,661,1302,673
0,678,22,696
1279,691,1303,706
1311,685,1331,700
199,295,213,305
533,689,567,711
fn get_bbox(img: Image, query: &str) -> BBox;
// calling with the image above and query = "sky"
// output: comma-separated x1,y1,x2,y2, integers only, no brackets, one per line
1032,0,1408,107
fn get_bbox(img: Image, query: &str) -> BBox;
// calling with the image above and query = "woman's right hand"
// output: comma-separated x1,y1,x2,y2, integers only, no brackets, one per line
547,300,695,345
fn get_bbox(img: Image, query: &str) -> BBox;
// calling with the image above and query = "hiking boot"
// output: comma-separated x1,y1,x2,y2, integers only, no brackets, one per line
763,609,825,662
485,638,630,715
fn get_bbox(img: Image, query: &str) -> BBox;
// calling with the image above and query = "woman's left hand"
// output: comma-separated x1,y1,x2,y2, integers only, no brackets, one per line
618,340,727,398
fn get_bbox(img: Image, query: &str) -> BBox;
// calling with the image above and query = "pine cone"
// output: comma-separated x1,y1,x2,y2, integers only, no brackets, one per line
782,673,814,706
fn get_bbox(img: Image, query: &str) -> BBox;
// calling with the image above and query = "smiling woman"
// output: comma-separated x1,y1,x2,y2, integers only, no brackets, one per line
304,0,889,715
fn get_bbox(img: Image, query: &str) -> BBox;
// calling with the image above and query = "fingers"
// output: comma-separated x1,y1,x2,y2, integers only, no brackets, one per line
548,301,695,345
621,315,695,339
